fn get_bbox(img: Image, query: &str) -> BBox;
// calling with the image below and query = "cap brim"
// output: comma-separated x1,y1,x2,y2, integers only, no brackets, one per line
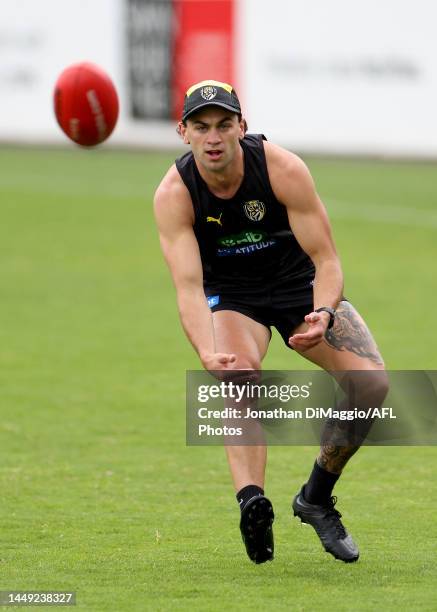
182,101,240,122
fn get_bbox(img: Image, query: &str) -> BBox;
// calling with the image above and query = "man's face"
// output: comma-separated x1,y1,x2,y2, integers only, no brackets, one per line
181,107,245,173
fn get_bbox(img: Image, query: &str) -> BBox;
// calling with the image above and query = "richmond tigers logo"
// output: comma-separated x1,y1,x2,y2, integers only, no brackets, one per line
243,200,266,221
200,86,217,101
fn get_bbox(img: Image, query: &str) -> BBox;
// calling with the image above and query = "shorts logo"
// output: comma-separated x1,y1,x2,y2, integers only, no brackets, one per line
243,200,266,221
200,86,217,101
207,295,220,308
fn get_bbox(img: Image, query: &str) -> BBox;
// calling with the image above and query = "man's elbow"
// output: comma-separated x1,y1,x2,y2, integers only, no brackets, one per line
311,253,342,273
176,284,206,310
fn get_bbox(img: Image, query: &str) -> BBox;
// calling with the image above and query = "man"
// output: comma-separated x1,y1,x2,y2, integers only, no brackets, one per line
154,80,387,565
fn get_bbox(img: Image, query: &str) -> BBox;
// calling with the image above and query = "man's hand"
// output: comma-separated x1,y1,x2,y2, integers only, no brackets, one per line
201,352,237,371
201,353,262,384
288,311,331,351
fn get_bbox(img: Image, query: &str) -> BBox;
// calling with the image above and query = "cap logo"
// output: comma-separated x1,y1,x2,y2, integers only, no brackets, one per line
200,86,218,101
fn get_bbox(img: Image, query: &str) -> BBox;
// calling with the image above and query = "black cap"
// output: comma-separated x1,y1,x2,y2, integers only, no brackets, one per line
182,80,241,122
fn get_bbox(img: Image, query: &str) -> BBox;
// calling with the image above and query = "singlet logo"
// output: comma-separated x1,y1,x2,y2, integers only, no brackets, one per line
200,86,217,101
243,200,266,222
206,213,223,226
218,230,267,247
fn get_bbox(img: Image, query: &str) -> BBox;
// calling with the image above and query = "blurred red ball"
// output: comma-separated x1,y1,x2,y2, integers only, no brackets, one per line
54,62,119,147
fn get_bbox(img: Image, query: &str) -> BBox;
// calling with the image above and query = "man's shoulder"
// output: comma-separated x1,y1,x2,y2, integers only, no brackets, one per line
262,141,316,208
263,141,313,187
263,140,307,173
155,164,189,200
242,132,266,146
175,147,194,170
154,164,193,220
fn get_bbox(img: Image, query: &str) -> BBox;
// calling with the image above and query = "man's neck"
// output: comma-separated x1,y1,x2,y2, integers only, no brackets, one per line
196,146,244,199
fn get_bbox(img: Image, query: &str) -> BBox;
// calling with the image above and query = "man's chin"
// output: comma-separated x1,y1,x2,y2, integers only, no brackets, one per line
204,154,230,172
207,163,226,173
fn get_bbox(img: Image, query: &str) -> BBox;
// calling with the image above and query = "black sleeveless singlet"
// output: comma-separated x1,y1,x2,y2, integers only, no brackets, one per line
175,134,315,295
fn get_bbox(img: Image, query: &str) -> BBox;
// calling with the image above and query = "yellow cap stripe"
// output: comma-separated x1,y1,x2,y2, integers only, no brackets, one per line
186,80,233,97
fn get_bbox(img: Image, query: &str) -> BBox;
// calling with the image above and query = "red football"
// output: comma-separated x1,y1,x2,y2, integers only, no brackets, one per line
54,62,119,147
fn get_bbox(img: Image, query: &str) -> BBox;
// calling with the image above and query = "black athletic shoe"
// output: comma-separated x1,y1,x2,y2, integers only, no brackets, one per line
240,495,274,564
292,487,359,563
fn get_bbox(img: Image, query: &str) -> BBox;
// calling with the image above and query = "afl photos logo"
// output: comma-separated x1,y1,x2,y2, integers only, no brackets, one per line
243,200,266,221
200,86,217,100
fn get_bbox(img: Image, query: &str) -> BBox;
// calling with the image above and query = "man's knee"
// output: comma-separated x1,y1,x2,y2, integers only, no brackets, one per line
360,369,389,407
371,369,390,405
338,369,389,408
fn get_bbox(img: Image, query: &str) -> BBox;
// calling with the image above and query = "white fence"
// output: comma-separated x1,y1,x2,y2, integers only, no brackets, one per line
1,0,436,155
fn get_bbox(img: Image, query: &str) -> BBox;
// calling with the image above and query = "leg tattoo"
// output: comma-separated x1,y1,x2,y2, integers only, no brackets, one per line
317,418,360,474
318,443,360,474
324,301,384,365
317,370,389,474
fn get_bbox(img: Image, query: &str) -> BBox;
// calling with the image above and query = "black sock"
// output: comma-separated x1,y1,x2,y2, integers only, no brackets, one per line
236,485,264,511
303,461,340,505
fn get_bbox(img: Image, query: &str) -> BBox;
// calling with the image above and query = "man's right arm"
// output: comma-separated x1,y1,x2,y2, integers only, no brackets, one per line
153,166,236,370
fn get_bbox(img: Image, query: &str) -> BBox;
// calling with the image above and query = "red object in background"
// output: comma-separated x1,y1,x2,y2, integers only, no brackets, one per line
171,0,235,120
54,62,119,147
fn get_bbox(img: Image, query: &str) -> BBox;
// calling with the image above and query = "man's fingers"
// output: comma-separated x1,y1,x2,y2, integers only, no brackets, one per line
291,332,322,342
290,331,321,342
289,316,327,348
289,331,324,349
289,339,319,351
305,312,323,325
217,353,236,364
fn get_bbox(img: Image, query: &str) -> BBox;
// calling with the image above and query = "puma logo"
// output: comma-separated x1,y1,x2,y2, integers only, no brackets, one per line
206,213,223,226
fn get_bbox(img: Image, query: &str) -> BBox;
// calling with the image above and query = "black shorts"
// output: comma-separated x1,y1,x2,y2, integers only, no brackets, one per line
205,276,314,349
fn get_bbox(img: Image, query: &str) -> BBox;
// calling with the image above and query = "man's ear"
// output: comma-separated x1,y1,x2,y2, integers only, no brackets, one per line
178,121,190,144
238,117,247,140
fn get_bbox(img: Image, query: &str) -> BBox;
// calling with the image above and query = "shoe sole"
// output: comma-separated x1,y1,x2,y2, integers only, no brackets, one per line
241,497,274,564
293,500,359,563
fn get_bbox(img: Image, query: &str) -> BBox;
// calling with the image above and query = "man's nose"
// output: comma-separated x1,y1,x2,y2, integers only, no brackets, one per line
207,128,222,144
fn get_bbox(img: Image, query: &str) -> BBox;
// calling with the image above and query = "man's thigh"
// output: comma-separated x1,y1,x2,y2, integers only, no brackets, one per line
212,310,271,367
292,300,384,371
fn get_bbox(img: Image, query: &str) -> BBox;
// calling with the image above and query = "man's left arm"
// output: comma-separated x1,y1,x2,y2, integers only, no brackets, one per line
265,141,343,350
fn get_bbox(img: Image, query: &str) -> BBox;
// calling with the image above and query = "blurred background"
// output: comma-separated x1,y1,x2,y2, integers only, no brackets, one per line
1,0,437,156
1,2,437,610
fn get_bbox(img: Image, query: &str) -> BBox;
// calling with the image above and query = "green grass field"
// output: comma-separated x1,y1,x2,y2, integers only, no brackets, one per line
1,146,437,611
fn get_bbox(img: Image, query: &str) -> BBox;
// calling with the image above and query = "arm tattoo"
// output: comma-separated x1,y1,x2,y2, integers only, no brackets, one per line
324,301,384,365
